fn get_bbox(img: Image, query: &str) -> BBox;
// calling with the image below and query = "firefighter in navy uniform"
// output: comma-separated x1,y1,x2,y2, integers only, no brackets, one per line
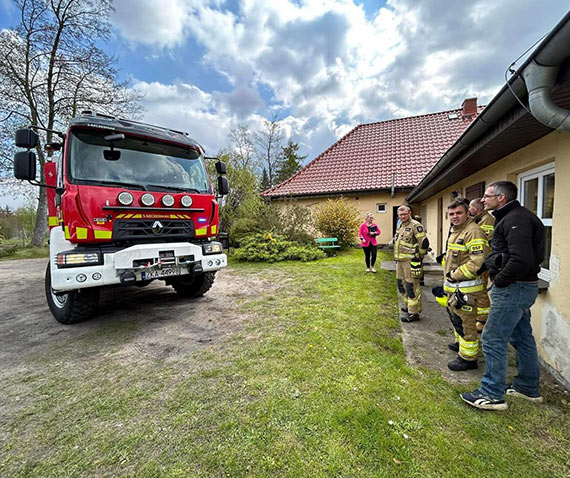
394,206,429,322
444,200,490,371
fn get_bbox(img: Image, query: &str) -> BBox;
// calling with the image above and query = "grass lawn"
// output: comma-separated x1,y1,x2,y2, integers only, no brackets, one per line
1,249,569,477
0,241,49,261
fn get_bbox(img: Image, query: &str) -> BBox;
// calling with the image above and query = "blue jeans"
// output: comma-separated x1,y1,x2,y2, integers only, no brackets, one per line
479,282,540,399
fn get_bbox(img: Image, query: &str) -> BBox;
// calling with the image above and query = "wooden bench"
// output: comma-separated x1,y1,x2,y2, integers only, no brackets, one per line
317,237,341,255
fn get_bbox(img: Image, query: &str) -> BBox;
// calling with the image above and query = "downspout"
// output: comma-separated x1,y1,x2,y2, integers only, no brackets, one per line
521,16,570,133
522,61,570,132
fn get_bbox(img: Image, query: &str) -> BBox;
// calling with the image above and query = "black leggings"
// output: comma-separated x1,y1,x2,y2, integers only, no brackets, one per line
363,244,377,268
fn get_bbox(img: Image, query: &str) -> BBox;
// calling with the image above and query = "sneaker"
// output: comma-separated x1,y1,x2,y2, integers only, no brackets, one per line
448,342,459,352
366,268,370,272
400,307,408,313
461,389,508,411
447,356,478,371
401,313,420,323
505,385,544,403
371,268,377,273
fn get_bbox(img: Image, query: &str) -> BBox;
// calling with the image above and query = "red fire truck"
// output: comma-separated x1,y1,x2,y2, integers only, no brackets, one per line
13,112,228,324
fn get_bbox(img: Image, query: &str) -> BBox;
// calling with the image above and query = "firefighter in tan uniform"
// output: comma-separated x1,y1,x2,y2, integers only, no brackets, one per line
469,198,495,329
444,200,490,371
394,206,429,322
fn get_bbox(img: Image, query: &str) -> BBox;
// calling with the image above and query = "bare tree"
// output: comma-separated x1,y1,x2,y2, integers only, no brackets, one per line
0,0,142,246
227,124,255,170
253,114,284,187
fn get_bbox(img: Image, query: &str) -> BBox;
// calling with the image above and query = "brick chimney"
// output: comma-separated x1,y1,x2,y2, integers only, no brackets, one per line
462,97,477,117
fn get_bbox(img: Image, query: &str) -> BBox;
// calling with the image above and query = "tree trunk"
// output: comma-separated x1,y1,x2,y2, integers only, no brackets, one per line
31,175,47,247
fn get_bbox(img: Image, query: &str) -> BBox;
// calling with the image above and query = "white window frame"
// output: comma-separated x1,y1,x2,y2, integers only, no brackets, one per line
518,162,554,280
376,203,387,213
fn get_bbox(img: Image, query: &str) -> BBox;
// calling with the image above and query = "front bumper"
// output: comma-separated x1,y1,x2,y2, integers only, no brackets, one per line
50,239,226,292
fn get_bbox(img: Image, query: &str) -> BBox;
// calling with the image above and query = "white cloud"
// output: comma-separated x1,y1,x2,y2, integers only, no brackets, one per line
114,0,570,161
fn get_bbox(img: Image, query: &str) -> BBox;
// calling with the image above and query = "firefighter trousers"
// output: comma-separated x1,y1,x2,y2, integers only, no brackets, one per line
396,260,421,314
446,290,488,361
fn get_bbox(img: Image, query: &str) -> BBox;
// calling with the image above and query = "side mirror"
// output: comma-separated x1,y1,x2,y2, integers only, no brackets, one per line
217,176,229,196
14,151,37,180
215,161,227,175
15,128,39,149
103,149,121,161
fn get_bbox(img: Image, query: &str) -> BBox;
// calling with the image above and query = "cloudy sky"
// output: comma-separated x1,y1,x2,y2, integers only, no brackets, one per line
0,0,569,208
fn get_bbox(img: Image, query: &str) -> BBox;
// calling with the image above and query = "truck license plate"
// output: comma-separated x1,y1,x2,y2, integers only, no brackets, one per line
141,266,181,280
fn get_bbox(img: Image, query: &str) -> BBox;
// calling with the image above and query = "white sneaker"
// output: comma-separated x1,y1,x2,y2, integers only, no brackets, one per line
371,268,377,273
505,385,544,403
366,268,370,272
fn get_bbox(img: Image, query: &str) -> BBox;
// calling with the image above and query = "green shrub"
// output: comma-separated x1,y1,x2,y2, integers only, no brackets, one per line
312,198,360,247
233,233,325,262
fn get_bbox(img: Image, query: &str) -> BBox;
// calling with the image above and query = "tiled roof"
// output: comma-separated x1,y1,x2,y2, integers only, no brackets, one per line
262,107,481,198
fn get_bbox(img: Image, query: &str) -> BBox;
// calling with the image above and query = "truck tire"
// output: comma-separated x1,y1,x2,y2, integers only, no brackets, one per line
45,264,100,324
171,272,216,298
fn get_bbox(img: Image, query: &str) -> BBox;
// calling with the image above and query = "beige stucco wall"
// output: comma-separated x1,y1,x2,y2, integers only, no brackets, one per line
273,191,410,244
418,131,570,385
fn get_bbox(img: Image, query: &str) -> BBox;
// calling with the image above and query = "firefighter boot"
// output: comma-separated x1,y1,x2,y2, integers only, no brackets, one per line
401,313,420,323
447,356,478,371
448,342,459,352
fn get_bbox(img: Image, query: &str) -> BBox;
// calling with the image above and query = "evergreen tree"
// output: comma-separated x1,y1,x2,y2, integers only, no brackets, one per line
275,140,306,184
260,168,271,192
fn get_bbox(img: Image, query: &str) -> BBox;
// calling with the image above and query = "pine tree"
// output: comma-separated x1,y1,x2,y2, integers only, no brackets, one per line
275,140,306,184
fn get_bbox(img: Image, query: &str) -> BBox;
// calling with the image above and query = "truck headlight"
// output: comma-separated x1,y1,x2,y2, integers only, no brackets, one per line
202,242,223,255
181,195,193,207
56,250,102,268
140,193,155,206
117,191,133,206
162,194,175,207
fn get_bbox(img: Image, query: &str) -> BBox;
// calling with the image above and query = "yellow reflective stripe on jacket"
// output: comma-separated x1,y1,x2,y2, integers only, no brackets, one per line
399,241,416,248
477,307,490,315
448,243,468,251
395,253,415,260
481,225,494,232
444,279,485,294
459,264,477,279
466,238,489,248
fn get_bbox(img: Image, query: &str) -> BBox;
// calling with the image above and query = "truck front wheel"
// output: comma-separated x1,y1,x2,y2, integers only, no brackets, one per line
171,272,216,298
45,264,100,324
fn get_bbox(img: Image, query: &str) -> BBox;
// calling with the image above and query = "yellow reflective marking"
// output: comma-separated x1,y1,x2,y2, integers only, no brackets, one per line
76,227,88,240
459,264,477,279
94,230,112,239
170,214,178,219
117,214,125,219
64,226,70,240
48,216,59,226
133,214,142,219
211,225,217,234
448,243,468,251
195,227,207,236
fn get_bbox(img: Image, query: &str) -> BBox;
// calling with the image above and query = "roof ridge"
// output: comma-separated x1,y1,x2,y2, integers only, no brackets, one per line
358,105,485,127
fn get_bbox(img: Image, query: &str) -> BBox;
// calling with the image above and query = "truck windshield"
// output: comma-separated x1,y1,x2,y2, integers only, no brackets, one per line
68,130,211,193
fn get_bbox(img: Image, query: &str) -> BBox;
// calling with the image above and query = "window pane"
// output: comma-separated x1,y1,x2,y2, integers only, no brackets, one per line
523,178,538,215
542,226,552,270
542,173,555,219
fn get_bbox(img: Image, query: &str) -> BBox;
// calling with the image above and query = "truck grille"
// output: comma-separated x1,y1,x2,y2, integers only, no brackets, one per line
113,219,195,241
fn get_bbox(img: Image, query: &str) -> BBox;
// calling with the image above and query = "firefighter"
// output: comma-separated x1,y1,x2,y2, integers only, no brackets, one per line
394,205,429,322
443,199,490,371
468,198,495,331
469,198,495,239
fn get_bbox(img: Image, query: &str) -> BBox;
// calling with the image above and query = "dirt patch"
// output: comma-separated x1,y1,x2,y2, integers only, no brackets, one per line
0,259,278,368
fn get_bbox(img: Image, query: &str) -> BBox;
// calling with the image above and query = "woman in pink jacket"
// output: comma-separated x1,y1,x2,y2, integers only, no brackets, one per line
359,213,380,272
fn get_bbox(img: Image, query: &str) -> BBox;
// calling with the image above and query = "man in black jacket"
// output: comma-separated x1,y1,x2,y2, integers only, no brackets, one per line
461,181,545,411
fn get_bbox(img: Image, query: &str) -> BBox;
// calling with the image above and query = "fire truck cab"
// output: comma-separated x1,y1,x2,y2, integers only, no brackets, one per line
14,112,228,324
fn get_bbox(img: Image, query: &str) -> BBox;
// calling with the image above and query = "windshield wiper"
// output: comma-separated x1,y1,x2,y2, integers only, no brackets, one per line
145,184,200,193
96,180,147,190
